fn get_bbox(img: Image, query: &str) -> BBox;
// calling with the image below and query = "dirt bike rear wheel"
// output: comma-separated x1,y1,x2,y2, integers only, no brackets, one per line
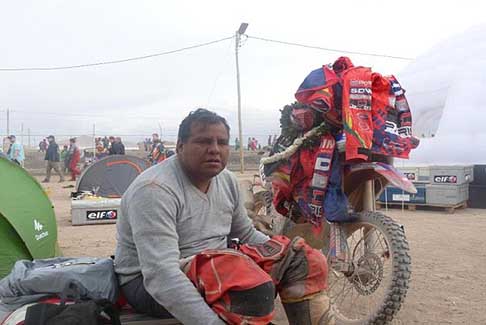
325,211,411,325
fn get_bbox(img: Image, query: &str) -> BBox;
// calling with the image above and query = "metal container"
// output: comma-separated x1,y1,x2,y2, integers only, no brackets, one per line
425,184,469,205
71,198,121,226
397,167,419,182
397,166,430,183
429,165,474,185
468,185,486,209
471,165,486,186
378,184,426,204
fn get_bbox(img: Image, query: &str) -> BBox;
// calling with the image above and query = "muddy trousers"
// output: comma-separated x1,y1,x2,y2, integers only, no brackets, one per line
122,236,333,324
45,161,64,181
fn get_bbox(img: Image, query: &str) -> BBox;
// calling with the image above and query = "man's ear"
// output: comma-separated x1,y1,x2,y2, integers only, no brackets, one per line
176,140,183,154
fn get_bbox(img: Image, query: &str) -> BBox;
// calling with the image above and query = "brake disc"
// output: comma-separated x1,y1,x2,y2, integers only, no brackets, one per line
349,253,384,295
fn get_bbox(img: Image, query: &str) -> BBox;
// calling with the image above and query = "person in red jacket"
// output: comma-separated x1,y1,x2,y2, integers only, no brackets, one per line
68,138,81,181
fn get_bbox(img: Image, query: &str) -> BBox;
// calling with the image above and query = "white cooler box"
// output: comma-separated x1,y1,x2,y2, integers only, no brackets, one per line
71,198,122,226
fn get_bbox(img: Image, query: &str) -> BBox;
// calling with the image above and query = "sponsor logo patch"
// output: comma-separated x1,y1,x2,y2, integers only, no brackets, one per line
86,210,118,220
256,241,283,257
33,219,49,241
434,175,457,184
404,172,416,181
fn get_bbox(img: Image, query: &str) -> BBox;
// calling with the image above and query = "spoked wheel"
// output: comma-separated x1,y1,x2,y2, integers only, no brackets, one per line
326,212,411,325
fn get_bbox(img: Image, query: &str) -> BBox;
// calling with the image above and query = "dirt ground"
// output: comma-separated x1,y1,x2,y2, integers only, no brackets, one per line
38,175,486,324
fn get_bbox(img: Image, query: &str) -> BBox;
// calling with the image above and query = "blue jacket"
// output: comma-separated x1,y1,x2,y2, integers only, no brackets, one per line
7,143,24,163
45,143,60,162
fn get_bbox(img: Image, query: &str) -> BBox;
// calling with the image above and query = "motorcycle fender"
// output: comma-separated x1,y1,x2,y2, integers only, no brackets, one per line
348,162,417,194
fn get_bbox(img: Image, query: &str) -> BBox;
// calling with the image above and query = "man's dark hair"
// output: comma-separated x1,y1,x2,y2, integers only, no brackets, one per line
178,108,230,143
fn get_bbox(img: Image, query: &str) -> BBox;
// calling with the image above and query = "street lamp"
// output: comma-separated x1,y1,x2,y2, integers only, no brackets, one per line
235,23,248,173
238,23,248,35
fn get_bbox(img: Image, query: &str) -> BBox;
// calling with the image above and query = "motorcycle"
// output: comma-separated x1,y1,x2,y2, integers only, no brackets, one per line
243,156,414,325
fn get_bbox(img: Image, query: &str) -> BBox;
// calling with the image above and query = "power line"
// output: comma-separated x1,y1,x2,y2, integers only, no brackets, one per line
0,36,234,71
11,109,163,120
247,35,414,61
207,38,235,106
0,33,414,73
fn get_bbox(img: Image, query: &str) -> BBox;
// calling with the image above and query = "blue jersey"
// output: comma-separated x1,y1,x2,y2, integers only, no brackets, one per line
8,143,25,162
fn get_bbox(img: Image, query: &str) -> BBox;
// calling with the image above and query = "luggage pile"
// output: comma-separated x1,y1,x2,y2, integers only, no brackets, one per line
261,56,419,224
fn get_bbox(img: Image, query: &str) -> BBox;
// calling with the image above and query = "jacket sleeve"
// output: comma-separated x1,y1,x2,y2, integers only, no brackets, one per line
128,184,225,325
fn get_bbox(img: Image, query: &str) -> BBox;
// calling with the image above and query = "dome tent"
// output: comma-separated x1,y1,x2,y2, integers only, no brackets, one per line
0,157,59,278
76,155,149,198
397,24,486,165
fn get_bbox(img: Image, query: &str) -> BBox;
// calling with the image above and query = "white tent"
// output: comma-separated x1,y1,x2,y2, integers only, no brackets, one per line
397,24,486,165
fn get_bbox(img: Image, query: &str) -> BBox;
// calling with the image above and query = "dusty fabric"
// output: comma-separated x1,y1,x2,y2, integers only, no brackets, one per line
121,236,328,325
184,236,328,324
240,236,328,302
114,156,268,325
294,56,418,161
270,135,349,224
0,257,118,313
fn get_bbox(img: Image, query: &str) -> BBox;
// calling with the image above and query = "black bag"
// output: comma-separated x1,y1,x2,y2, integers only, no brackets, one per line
23,283,121,325
24,299,121,325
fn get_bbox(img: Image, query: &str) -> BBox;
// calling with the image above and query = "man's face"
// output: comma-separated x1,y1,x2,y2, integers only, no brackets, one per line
177,122,230,182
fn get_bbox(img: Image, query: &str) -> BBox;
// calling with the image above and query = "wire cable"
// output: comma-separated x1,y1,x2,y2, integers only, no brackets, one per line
247,35,414,61
207,38,235,106
12,109,162,120
0,36,234,71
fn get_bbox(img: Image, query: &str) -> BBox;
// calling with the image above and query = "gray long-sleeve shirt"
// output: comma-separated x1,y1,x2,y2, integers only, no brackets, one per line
114,156,268,325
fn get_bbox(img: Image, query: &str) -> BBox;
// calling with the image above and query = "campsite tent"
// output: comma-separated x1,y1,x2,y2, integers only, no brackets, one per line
0,157,59,278
76,155,150,198
397,24,486,165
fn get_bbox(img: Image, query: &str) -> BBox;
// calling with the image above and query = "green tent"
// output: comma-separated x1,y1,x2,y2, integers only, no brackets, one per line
0,157,59,278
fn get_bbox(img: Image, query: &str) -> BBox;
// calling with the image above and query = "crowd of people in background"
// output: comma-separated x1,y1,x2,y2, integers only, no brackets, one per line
247,137,260,151
0,135,26,166
143,137,153,152
95,136,126,160
37,135,127,183
37,135,79,182
2,132,273,180
233,135,278,151
41,135,81,182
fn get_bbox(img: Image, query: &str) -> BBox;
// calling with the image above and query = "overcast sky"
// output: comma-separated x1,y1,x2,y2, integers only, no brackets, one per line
1,0,486,145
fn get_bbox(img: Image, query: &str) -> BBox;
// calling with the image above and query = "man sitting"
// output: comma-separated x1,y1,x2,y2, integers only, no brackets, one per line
114,109,332,324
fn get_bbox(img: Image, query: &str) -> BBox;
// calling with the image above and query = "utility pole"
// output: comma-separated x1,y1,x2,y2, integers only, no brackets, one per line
28,128,31,149
6,108,10,136
235,23,248,174
158,122,162,139
21,123,24,145
92,123,96,157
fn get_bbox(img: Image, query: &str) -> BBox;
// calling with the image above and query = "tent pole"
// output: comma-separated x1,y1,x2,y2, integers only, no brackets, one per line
92,123,96,158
